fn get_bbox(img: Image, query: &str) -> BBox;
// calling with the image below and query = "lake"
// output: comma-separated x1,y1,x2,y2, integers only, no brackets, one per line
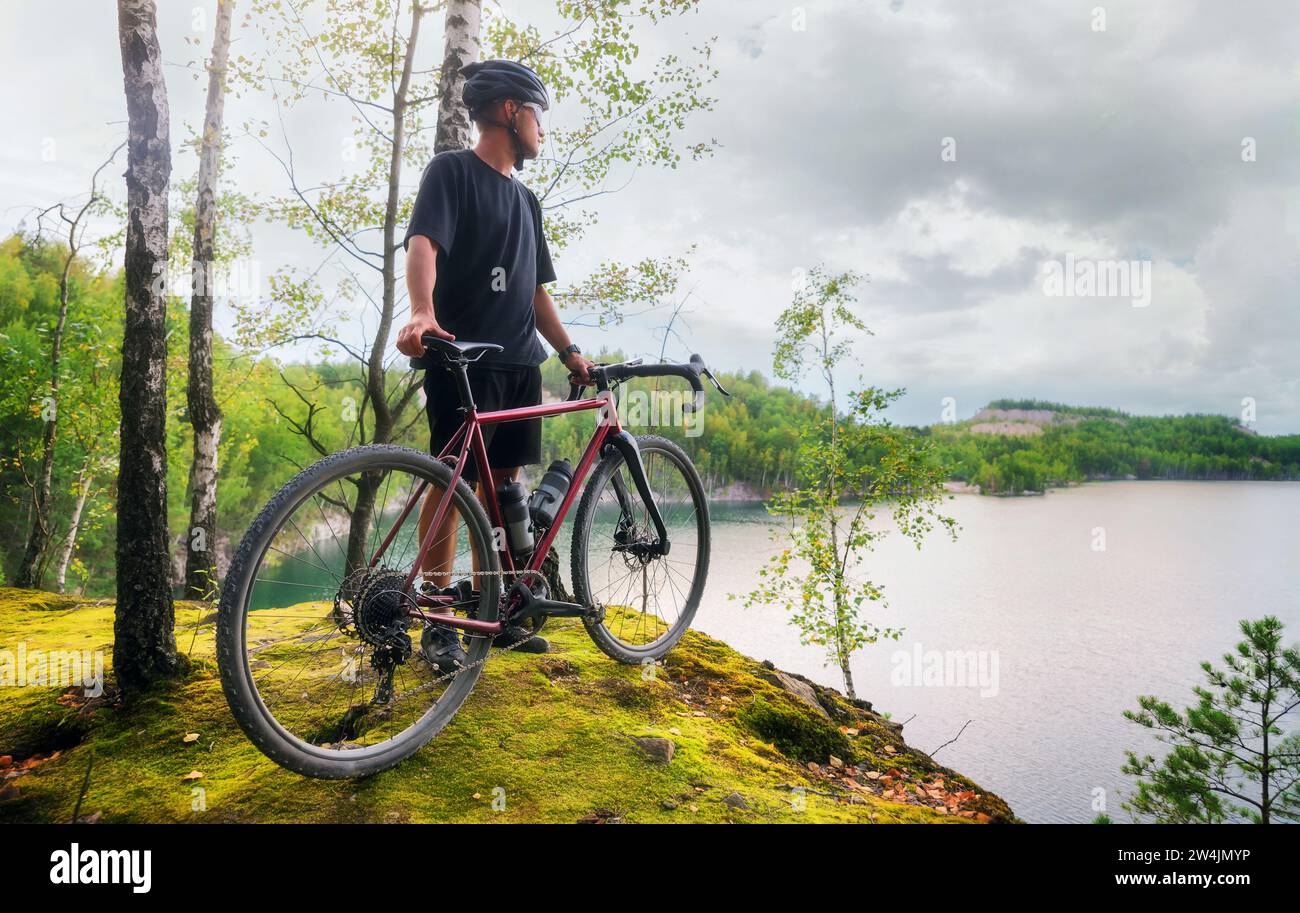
688,481,1300,823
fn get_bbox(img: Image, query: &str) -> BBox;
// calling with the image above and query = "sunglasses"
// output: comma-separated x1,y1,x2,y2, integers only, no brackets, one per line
517,101,546,122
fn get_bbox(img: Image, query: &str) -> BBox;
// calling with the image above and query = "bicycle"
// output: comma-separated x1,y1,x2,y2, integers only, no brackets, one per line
216,333,731,778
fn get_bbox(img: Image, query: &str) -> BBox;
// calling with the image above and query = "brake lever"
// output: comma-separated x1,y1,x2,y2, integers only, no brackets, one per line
566,363,608,401
700,365,731,397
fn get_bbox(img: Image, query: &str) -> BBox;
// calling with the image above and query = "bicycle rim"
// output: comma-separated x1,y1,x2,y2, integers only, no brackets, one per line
575,437,708,658
218,447,499,773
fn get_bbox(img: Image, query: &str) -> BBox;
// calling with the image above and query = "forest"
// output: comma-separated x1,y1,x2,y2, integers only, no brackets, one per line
926,399,1300,495
5,233,1299,595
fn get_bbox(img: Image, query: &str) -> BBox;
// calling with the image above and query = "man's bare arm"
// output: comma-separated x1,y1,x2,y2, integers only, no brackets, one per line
533,284,595,382
396,235,455,357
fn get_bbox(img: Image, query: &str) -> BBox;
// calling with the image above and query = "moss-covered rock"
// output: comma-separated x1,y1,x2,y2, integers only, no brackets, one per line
0,587,1015,823
738,696,854,763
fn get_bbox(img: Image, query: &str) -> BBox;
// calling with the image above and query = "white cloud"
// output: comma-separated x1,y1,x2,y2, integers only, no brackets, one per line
1,0,1297,430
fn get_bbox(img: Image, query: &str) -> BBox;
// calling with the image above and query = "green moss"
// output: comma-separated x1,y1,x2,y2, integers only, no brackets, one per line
0,588,1014,824
0,588,94,613
738,696,853,764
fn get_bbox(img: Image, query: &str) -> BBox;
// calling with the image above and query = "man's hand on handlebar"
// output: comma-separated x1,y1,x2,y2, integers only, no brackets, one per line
562,354,731,413
563,351,597,385
396,312,454,358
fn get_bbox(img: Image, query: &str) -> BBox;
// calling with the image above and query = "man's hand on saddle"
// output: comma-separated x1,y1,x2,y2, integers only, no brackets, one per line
396,313,455,358
564,351,597,385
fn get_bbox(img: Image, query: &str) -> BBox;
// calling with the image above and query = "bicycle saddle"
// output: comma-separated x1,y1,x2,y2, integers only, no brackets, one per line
413,336,504,368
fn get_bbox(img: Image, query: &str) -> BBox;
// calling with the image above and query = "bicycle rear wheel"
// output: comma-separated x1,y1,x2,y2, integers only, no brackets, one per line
216,445,500,779
570,434,710,663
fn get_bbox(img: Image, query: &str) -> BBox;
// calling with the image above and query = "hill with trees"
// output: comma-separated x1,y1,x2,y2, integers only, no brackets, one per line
923,399,1300,495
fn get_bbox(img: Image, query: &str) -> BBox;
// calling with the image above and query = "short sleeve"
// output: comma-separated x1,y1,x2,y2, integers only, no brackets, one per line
403,154,459,253
529,189,556,285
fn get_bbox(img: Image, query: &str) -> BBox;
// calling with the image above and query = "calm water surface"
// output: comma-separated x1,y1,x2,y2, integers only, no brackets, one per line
688,481,1300,823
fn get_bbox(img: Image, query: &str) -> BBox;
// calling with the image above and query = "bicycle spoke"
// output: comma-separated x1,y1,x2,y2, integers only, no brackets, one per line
233,455,499,757
578,444,705,652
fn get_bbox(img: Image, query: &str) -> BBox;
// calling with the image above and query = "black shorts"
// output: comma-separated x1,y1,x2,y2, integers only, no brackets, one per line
425,364,543,486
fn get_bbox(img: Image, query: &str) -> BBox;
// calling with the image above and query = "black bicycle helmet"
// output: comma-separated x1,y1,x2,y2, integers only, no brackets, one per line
461,59,549,171
461,59,549,118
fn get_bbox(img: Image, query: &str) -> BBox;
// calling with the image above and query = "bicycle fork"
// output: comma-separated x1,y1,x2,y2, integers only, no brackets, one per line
603,431,670,556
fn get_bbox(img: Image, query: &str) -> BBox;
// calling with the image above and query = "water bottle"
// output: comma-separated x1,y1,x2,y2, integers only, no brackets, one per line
496,480,535,558
528,459,574,530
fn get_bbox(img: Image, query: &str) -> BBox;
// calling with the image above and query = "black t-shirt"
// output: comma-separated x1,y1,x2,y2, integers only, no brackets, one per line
403,148,555,367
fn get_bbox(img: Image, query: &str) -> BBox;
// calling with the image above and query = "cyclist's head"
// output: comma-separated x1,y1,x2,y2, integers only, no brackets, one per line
462,59,549,169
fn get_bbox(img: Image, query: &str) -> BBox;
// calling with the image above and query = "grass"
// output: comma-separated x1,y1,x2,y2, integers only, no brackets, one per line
0,587,1015,823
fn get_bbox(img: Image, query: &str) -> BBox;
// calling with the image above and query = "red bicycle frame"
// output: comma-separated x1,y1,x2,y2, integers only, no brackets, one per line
365,387,621,637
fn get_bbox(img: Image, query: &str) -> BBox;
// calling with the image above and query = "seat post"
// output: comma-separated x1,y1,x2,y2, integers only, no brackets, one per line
418,336,500,413
447,359,476,413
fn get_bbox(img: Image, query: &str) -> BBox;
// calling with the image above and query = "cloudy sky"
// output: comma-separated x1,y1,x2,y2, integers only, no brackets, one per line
3,0,1298,431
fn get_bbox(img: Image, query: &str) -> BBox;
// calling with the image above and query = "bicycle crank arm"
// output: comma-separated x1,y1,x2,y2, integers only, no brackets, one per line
505,576,603,625
525,600,595,619
510,593,602,626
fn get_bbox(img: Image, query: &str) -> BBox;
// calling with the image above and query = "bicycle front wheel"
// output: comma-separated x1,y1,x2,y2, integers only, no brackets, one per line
216,445,500,779
570,434,710,663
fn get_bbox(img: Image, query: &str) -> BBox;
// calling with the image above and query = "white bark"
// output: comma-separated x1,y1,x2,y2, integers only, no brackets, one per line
434,0,481,154
185,0,234,599
55,468,93,595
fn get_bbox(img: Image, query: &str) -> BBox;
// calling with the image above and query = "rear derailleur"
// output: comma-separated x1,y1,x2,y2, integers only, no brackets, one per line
335,568,414,705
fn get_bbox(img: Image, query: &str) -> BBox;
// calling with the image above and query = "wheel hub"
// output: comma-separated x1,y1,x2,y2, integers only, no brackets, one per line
614,520,658,566
345,569,415,658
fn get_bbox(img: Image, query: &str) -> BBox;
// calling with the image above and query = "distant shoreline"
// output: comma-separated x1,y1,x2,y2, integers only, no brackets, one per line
942,477,1300,497
703,477,1300,504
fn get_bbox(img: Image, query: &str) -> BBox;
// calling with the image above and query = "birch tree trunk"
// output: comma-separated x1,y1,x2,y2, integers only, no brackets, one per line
55,466,93,595
434,0,480,155
114,0,181,691
184,0,235,599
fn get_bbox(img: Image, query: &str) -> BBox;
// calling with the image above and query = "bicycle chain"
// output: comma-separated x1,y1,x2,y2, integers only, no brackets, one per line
383,567,561,706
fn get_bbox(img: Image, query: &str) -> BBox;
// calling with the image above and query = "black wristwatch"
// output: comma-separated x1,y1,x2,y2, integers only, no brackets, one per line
558,343,581,362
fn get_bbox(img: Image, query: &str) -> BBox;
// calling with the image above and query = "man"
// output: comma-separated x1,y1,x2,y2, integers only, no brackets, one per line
396,59,595,672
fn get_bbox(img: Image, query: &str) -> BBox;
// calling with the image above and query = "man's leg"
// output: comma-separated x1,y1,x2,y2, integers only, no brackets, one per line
420,366,464,590
417,467,518,589
413,481,470,673
417,484,459,589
